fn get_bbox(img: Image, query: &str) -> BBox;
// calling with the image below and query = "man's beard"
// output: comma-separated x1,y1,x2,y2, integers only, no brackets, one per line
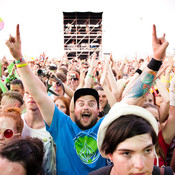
75,116,98,130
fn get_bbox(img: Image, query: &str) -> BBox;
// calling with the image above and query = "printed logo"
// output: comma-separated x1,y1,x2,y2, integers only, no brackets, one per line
74,132,100,164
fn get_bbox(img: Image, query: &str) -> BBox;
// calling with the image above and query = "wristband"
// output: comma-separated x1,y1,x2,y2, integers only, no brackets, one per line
122,84,126,88
16,63,28,68
15,57,24,64
135,69,142,75
147,58,162,71
88,74,96,82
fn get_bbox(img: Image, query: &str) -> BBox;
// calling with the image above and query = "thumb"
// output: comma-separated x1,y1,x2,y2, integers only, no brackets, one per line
6,40,12,48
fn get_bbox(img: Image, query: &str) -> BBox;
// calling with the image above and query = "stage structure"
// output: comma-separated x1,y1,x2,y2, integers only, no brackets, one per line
63,12,103,60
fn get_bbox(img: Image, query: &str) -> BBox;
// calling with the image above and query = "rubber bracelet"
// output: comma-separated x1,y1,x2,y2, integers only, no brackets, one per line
15,57,24,64
88,74,96,82
16,63,28,68
135,69,142,75
147,58,162,71
122,84,126,87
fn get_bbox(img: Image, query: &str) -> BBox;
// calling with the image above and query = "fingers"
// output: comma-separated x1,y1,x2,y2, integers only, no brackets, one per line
162,40,169,51
152,24,169,58
16,24,21,43
6,25,19,48
5,40,12,48
92,52,97,60
9,34,16,43
152,24,157,44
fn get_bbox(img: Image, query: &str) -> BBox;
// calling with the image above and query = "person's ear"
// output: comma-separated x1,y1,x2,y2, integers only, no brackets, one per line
107,153,113,162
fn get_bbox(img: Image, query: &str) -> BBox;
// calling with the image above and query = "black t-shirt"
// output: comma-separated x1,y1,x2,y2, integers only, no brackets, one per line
88,165,174,175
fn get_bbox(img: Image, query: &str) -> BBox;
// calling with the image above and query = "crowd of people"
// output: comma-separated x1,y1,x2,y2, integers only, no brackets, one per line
0,23,175,175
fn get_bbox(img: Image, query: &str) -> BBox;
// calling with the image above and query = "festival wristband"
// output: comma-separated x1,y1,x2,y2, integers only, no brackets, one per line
122,84,126,88
135,69,142,75
147,58,162,71
15,57,24,64
88,74,96,82
16,63,28,68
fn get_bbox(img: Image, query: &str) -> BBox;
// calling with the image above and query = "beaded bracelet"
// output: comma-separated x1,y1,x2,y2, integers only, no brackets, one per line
15,57,24,64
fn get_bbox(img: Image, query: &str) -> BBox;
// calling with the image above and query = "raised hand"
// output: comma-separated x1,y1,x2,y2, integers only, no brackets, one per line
6,24,22,60
152,24,169,61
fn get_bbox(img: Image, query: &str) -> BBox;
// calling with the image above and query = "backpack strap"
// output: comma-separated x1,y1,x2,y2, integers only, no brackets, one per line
153,165,174,175
160,166,174,175
160,167,164,175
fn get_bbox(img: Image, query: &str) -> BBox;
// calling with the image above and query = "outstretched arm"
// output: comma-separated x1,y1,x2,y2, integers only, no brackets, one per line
162,76,175,144
122,59,148,99
155,78,170,123
100,60,116,107
121,24,169,105
84,53,97,88
6,24,55,126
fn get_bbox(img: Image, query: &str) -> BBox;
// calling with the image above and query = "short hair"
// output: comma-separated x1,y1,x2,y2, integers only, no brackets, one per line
70,68,80,76
11,79,24,90
55,72,67,82
101,114,157,155
142,103,158,110
94,86,104,91
2,91,24,105
0,137,44,175
48,64,57,71
58,67,68,75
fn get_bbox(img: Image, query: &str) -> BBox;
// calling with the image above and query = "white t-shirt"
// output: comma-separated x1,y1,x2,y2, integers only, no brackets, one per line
21,114,56,175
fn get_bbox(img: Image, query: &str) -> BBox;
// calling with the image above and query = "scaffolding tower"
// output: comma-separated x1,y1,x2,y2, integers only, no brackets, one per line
63,12,103,60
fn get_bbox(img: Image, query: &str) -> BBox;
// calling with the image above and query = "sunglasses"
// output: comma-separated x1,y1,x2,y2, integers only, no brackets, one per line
0,129,20,139
56,82,62,86
71,78,78,81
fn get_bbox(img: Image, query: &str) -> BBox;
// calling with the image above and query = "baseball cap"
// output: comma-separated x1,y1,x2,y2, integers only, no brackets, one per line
97,102,158,158
74,88,99,107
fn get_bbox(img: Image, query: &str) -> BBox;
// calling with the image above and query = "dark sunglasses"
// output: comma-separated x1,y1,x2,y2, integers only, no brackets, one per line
71,78,78,81
0,129,20,139
56,82,62,86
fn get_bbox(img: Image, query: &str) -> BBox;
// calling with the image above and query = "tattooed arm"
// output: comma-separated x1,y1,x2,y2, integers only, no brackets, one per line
121,24,169,105
121,70,156,104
